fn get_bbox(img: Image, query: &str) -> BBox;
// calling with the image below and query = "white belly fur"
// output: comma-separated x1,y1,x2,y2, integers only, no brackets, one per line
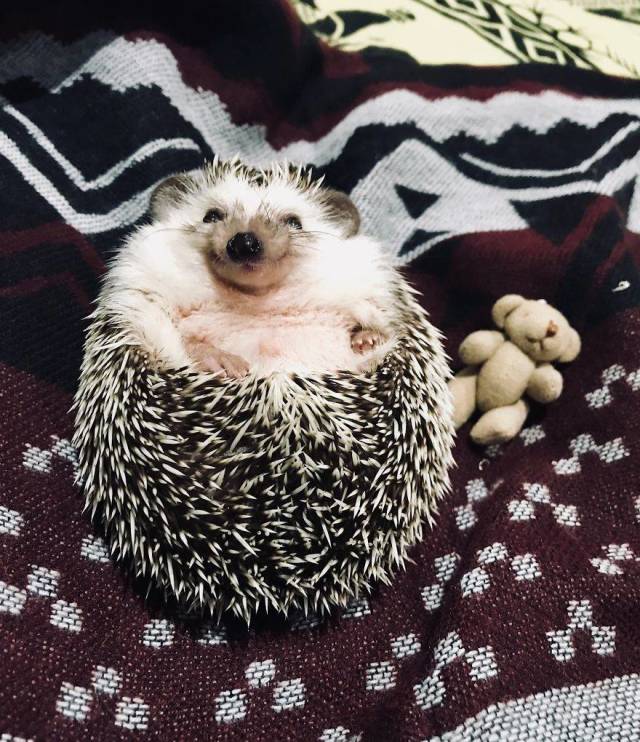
179,307,368,375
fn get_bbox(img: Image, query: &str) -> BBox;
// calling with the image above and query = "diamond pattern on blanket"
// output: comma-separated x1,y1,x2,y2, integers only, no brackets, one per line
422,552,460,611
547,600,616,662
590,544,637,576
553,434,629,475
461,543,541,597
56,667,150,731
290,613,323,631
319,726,359,742
272,679,306,711
508,483,581,526
56,683,92,721
27,566,59,597
92,665,122,696
342,598,371,619
366,661,397,691
80,535,110,562
0,506,24,536
0,582,28,616
142,619,175,647
114,697,150,731
585,364,640,408
519,424,546,446
246,660,276,687
196,623,228,645
2,3,640,740
22,445,53,474
22,436,78,476
50,599,83,632
215,690,247,723
391,633,422,659
454,479,491,532
414,632,498,710
461,568,491,597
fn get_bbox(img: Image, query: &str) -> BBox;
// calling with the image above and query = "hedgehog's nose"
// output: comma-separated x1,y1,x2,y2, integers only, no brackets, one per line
227,232,263,262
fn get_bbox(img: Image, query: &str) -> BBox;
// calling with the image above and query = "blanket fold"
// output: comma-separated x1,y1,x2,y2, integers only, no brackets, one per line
1,2,639,740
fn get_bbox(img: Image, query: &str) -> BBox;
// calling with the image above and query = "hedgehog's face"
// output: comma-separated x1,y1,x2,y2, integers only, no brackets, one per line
149,162,360,294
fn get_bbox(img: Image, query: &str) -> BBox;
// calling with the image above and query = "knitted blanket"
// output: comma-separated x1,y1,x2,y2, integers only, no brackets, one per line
1,2,640,740
294,0,640,78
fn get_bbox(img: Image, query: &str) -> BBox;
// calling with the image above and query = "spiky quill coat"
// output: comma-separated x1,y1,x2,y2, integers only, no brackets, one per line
73,160,454,622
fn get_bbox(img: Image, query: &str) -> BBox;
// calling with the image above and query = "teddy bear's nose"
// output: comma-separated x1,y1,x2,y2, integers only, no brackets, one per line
546,320,559,337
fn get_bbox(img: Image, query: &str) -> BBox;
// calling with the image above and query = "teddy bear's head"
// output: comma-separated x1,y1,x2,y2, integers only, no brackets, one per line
492,294,581,364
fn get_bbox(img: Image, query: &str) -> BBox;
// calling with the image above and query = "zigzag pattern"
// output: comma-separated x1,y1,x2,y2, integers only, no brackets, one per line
2,7,640,738
1,36,640,250
553,434,630,475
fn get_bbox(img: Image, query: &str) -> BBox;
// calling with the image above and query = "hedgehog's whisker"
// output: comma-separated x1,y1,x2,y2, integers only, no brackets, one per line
141,226,200,242
297,229,335,239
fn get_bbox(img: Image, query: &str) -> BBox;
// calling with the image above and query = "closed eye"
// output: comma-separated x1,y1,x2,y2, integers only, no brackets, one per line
203,208,225,223
284,214,302,230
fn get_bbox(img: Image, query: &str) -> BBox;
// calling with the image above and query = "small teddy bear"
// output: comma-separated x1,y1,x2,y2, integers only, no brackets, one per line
448,295,581,445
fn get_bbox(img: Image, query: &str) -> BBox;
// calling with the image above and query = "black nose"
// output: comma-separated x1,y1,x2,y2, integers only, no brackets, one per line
226,232,262,262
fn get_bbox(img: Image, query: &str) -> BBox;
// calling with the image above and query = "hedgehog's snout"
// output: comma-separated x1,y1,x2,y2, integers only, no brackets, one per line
227,232,263,263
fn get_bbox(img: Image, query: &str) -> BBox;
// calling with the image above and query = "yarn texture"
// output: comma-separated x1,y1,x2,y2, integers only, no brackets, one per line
3,1,640,740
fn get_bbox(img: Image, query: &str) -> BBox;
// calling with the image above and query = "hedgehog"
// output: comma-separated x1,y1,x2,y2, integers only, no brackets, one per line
73,158,454,623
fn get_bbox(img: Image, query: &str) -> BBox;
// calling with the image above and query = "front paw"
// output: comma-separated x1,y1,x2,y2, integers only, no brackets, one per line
186,340,249,378
351,328,385,354
182,328,249,378
201,348,250,378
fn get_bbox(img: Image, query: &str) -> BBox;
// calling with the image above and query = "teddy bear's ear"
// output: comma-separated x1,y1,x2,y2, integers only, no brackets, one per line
492,294,525,328
558,327,581,363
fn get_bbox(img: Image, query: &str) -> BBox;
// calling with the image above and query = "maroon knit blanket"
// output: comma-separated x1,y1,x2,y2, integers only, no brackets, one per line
1,2,640,740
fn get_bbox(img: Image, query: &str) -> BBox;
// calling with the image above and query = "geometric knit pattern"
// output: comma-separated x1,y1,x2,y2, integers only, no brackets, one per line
1,2,640,739
293,0,640,79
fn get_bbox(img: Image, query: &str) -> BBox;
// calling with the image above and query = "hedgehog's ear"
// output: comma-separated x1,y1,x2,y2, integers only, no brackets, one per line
150,173,196,220
322,190,360,238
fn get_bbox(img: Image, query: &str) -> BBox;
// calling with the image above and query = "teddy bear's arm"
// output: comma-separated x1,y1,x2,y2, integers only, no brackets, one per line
459,331,505,366
527,364,563,404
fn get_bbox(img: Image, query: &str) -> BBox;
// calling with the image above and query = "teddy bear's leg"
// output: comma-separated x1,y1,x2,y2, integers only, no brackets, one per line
470,399,529,445
448,367,478,429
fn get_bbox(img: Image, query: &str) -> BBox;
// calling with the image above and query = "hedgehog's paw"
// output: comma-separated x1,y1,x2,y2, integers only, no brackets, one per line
351,328,385,354
199,348,250,379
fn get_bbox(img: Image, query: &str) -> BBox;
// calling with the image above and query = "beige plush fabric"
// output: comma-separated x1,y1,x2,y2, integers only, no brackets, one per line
449,297,581,445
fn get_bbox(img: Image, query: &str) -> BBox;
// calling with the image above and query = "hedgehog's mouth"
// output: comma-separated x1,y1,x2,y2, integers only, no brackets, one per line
223,250,289,273
207,250,293,295
239,260,263,272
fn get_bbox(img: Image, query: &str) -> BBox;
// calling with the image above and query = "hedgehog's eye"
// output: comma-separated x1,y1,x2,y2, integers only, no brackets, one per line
203,208,225,223
285,215,302,230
